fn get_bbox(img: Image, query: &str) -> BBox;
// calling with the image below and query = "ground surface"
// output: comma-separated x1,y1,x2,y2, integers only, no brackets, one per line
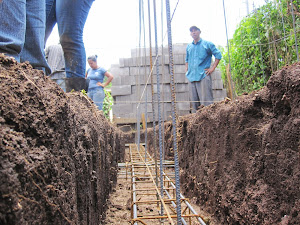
145,62,300,224
0,55,124,224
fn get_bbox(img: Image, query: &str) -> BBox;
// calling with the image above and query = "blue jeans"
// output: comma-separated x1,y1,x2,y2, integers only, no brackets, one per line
189,75,214,112
88,88,105,111
0,0,50,73
45,0,94,78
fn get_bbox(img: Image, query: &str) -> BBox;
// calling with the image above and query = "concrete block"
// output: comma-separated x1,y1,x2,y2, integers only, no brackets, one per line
213,89,227,98
147,110,173,122
115,94,137,104
145,102,172,114
121,75,136,85
123,58,132,67
129,57,139,67
139,103,153,114
119,58,125,67
112,76,122,85
113,112,136,120
184,76,189,83
110,67,130,76
175,83,188,93
173,54,185,65
137,74,163,85
213,98,225,103
212,79,224,90
160,102,172,112
129,66,151,76
155,83,171,94
132,85,152,98
177,102,190,111
176,92,190,102
131,46,169,57
162,55,169,64
154,92,171,102
211,69,222,80
173,43,188,55
174,73,187,83
177,110,190,116
162,74,171,83
111,85,132,96
112,104,133,115
173,64,186,74
129,67,139,76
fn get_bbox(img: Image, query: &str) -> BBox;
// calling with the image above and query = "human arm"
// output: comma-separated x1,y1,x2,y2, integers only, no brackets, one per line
185,45,190,73
85,68,90,78
205,42,222,75
97,71,113,87
185,62,188,73
205,59,220,75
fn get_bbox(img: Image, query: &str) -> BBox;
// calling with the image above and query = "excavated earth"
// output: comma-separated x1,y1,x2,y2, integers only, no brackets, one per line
146,62,300,224
0,55,125,224
1,52,299,225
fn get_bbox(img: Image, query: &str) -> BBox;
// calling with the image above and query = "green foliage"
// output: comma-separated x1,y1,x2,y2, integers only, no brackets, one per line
81,89,87,96
220,0,300,95
103,89,113,119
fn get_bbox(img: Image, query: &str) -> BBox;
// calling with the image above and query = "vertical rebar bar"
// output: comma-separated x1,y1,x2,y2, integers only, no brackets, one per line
153,0,165,218
165,0,181,223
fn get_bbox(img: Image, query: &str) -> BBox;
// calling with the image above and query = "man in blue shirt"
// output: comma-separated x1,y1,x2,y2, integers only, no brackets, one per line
185,26,222,112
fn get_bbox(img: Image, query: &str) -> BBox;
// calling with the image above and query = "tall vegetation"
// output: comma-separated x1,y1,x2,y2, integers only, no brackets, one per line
103,89,113,119
220,0,299,95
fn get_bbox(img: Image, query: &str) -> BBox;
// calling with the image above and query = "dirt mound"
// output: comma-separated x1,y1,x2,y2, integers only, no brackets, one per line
147,62,300,224
0,55,125,224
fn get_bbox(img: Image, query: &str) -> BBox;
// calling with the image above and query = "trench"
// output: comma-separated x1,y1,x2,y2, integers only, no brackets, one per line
0,55,299,225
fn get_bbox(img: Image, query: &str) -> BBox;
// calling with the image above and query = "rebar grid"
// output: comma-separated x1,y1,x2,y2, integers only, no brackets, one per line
129,144,206,225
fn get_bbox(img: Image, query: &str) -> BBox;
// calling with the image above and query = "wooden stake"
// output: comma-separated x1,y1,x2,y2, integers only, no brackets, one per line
141,113,146,130
226,64,233,100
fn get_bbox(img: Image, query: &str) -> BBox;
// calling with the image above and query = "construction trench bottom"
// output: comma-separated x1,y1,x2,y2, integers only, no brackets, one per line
0,54,299,224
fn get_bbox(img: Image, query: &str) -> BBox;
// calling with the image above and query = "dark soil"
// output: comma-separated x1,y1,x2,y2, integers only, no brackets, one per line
146,62,300,224
0,54,125,224
1,52,299,225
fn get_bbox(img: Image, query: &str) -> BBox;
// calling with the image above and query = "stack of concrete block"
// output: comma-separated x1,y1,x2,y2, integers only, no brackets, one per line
110,43,227,124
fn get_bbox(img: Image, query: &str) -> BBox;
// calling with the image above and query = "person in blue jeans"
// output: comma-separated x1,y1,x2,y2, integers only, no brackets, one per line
185,25,222,112
86,55,113,111
0,0,50,74
45,0,94,92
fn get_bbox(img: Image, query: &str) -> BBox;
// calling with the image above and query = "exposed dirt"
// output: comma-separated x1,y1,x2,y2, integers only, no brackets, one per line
0,54,125,224
1,53,299,225
104,147,217,225
146,62,300,224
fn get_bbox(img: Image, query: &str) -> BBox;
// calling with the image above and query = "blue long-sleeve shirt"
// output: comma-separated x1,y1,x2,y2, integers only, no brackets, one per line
185,39,222,82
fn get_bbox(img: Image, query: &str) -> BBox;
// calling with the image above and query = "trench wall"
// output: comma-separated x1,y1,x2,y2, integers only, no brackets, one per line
0,55,125,224
146,63,300,224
